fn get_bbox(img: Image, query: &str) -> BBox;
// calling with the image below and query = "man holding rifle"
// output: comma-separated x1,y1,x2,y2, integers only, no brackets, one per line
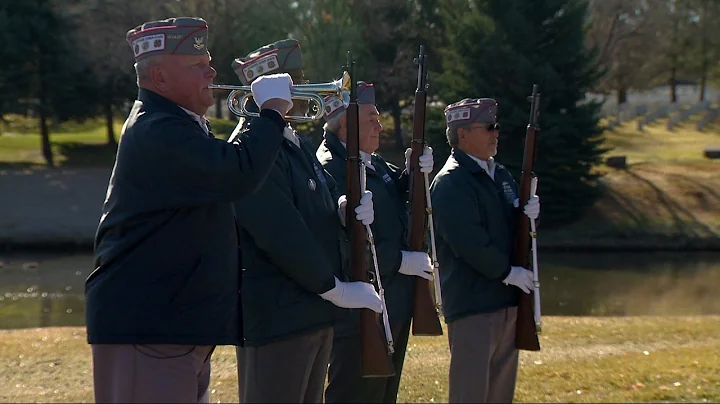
429,98,540,403
316,82,435,403
229,40,382,403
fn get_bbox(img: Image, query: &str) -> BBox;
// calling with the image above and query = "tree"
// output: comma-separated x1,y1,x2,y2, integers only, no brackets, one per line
69,0,161,146
2,0,85,167
347,0,444,151
585,0,657,104
438,0,607,226
649,0,697,103
684,0,720,101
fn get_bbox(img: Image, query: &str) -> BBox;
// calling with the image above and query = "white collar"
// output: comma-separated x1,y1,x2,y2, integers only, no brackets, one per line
340,141,374,170
283,125,300,148
467,154,495,180
178,106,209,136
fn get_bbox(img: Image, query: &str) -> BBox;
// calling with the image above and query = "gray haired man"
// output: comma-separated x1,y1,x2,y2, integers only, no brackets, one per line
317,82,436,403
86,17,294,403
430,98,540,403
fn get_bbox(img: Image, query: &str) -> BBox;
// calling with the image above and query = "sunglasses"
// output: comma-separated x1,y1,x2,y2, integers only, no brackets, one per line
470,123,500,132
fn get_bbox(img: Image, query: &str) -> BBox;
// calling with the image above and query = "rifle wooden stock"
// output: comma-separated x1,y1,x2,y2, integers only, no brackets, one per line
344,51,395,377
513,85,541,351
408,45,443,337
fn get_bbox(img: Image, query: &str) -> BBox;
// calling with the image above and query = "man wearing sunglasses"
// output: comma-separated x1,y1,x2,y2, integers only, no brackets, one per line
429,98,540,403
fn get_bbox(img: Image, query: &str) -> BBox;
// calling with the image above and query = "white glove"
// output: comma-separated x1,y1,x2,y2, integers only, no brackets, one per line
399,251,433,281
337,190,374,226
319,276,383,313
250,73,293,114
503,266,534,294
524,195,540,220
404,146,434,173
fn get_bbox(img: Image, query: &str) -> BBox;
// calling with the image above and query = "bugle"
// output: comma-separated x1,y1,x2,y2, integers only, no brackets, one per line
209,72,351,122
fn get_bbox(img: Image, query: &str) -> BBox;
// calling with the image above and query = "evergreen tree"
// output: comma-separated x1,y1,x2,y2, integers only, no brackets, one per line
0,0,98,167
436,0,607,226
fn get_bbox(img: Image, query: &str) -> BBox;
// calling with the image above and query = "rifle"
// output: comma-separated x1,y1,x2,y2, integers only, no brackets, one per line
513,84,542,351
344,51,396,377
407,45,443,337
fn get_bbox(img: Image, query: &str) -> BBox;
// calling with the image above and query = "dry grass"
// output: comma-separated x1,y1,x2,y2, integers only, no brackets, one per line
1,316,719,403
601,116,720,164
543,117,720,247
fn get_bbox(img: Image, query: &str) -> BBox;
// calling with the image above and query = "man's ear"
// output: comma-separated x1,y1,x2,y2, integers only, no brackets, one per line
151,63,170,92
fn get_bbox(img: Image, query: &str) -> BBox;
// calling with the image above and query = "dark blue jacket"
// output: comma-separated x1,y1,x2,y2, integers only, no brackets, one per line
316,131,415,337
430,149,521,323
86,88,285,346
233,128,346,346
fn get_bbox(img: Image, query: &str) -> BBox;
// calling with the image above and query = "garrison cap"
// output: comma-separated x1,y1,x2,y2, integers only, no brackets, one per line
232,39,304,85
126,17,210,62
444,98,498,129
323,82,375,121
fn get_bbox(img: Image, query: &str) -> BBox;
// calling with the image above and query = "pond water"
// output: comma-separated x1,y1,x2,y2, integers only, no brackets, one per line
0,251,718,330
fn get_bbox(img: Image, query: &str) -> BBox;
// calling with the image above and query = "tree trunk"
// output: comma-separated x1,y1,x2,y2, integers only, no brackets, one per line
669,10,679,104
39,111,53,168
215,96,223,119
616,88,627,104
391,100,404,150
669,65,677,103
104,99,117,146
699,0,708,102
38,55,54,168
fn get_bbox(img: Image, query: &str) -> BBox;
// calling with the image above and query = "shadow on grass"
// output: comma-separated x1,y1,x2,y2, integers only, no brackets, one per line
0,161,44,171
545,163,720,245
0,142,117,171
55,142,117,168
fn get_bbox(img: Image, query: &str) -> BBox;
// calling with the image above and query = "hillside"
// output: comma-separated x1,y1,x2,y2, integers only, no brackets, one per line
543,116,720,249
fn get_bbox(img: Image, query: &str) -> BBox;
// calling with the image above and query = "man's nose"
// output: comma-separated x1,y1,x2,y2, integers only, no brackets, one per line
207,65,217,80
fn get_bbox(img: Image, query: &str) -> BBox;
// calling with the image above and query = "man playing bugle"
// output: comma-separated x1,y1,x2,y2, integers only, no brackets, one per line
316,82,436,403
228,39,382,403
87,17,291,403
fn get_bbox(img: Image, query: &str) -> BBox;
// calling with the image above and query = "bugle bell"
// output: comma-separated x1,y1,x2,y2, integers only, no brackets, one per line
209,71,351,122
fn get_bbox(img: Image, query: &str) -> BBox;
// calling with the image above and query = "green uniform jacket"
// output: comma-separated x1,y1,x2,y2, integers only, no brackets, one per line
316,131,414,337
430,149,521,323
232,128,346,347
86,88,285,346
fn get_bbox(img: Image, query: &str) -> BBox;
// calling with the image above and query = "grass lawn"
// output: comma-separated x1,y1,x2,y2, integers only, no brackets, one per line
1,316,718,402
0,118,124,168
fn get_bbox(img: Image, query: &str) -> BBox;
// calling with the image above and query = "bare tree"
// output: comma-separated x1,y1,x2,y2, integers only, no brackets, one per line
684,0,720,101
585,0,656,103
70,0,171,145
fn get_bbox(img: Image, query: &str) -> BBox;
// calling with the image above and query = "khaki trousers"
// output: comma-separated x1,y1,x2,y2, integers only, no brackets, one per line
447,306,519,403
91,344,215,403
236,327,333,403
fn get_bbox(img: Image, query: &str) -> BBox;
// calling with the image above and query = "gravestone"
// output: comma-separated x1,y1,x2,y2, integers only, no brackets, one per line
606,156,627,169
704,147,720,159
696,108,720,131
667,101,711,130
